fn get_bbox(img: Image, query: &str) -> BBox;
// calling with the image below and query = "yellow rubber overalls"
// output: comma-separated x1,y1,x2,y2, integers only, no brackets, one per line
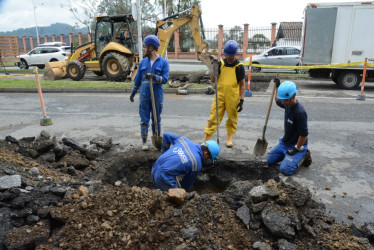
204,60,241,137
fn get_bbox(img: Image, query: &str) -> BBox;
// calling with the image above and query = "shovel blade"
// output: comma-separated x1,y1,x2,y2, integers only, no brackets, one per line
152,136,162,150
253,138,268,157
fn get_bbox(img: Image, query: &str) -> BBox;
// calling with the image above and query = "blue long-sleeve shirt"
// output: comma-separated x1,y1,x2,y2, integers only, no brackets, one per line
276,100,308,146
152,132,204,191
132,55,169,96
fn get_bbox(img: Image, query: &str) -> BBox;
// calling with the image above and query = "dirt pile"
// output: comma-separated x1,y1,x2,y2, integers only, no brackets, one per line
1,132,373,249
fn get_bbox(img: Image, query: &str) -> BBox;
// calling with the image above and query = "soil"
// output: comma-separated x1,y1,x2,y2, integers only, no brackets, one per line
0,133,372,250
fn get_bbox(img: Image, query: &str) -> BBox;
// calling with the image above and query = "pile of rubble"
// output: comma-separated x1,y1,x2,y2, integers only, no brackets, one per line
0,131,373,249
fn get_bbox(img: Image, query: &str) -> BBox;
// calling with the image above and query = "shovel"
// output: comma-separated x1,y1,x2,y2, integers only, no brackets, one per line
253,77,277,157
212,59,220,144
149,76,162,150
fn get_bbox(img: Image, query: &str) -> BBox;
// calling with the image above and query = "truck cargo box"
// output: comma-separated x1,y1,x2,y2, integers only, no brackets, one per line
301,2,374,89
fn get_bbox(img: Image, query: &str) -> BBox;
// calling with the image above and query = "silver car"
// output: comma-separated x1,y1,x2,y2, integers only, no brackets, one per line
18,43,71,69
244,46,301,73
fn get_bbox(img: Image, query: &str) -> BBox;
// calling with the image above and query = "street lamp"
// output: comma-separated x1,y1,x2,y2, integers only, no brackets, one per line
32,0,40,45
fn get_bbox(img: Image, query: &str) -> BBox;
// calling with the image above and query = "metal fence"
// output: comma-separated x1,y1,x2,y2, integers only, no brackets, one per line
17,25,302,55
186,25,300,54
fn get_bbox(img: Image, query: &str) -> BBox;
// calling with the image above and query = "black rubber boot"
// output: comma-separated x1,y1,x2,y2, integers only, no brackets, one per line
142,135,149,151
302,150,312,167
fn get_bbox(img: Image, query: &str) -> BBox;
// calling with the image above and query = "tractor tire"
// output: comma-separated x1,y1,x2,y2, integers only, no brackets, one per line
93,70,104,76
67,60,86,81
337,71,361,90
102,52,130,81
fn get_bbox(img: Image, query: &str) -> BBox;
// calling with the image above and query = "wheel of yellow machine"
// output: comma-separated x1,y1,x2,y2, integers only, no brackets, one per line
102,52,130,81
66,60,86,81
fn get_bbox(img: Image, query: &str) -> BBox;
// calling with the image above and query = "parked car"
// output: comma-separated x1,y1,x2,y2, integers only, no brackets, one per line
17,42,71,69
244,46,301,73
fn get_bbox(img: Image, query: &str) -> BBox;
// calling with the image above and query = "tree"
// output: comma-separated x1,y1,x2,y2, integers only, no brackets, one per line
65,0,157,34
63,0,100,33
155,0,201,17
65,0,203,52
223,25,243,49
249,33,270,52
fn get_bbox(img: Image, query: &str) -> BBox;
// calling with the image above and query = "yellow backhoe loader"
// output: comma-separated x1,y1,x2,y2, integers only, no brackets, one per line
44,5,213,81
44,14,138,81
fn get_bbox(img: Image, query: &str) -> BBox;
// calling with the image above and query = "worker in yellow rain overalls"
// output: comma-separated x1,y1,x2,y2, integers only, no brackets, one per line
204,40,246,148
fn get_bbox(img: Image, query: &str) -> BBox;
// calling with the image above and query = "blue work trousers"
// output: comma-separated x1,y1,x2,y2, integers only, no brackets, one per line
139,92,163,136
267,138,308,175
152,167,178,191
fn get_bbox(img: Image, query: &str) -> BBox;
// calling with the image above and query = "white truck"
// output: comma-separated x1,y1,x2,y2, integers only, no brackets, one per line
301,2,374,89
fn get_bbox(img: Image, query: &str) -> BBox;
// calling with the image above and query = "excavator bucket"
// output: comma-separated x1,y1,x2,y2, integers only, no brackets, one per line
198,54,216,73
43,61,68,80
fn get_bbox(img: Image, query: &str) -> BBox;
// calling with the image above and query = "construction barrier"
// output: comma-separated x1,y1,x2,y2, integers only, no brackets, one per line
245,56,252,97
0,73,32,77
33,66,52,126
241,61,366,69
243,59,373,100
358,58,368,100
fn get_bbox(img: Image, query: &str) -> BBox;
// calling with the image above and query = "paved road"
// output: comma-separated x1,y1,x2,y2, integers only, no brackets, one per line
0,80,373,227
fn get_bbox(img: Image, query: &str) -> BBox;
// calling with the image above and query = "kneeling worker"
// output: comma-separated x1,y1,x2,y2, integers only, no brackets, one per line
267,80,312,175
152,132,220,191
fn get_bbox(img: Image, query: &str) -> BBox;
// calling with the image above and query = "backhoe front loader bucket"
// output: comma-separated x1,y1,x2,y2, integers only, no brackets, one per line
43,61,68,80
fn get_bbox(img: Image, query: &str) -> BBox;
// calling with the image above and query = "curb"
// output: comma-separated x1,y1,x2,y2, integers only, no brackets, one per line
0,87,211,94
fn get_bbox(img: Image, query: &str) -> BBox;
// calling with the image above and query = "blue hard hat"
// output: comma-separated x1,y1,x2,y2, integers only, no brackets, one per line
205,140,220,163
143,35,160,49
277,81,298,99
223,40,238,56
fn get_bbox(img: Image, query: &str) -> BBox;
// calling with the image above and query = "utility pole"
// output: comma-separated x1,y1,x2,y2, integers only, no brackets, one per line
163,0,166,18
136,0,143,61
32,0,40,45
163,0,167,58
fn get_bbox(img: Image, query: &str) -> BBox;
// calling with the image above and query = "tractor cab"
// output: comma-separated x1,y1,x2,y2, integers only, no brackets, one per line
94,14,138,57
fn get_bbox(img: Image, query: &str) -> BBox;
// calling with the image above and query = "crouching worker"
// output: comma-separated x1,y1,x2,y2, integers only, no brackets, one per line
152,132,220,191
267,79,312,175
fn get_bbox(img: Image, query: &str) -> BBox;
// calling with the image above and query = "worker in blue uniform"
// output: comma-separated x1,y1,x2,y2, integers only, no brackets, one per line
152,132,221,191
267,80,312,175
130,35,170,150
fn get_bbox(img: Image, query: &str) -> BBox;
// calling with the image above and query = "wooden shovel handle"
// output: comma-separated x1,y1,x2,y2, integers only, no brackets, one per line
264,80,277,128
262,74,279,139
149,77,159,137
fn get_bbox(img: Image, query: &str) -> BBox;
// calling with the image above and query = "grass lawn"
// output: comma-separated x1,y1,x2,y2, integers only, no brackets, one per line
0,78,210,89
0,67,309,88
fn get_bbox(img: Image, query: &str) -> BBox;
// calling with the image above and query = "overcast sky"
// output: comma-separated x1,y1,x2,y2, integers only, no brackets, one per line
0,0,365,32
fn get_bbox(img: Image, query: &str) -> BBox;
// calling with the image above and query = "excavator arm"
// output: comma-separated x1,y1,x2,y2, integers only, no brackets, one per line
156,6,215,72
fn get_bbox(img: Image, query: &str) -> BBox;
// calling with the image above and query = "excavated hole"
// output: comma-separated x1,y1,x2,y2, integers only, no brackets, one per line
103,150,279,193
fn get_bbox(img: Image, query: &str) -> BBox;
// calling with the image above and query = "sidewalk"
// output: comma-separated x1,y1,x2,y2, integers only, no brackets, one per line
168,58,204,65
0,86,210,94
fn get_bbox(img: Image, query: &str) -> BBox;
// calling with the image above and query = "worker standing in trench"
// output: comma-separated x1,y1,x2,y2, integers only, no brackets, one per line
130,35,170,150
152,132,220,191
267,79,312,175
203,40,246,148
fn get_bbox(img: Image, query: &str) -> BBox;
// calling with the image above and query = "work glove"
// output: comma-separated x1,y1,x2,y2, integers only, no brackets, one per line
286,146,299,156
274,77,281,88
236,99,244,112
145,73,157,81
130,92,136,102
